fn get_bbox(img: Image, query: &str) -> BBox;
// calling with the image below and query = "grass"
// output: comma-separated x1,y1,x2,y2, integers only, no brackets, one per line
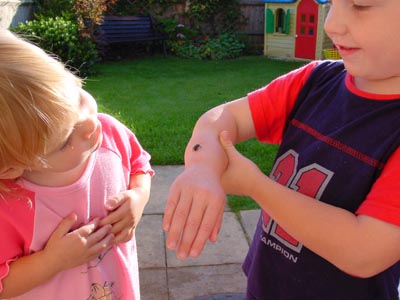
85,55,305,210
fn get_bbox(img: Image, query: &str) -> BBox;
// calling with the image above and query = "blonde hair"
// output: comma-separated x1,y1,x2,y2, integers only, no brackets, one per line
0,30,83,186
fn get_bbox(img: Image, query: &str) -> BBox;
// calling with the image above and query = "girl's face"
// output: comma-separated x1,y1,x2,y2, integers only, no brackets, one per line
324,0,400,93
27,89,102,179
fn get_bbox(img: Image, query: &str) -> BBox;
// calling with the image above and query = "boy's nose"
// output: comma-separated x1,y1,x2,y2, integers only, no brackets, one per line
324,4,347,38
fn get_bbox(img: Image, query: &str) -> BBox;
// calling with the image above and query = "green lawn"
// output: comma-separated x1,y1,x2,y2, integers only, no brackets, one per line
85,55,305,210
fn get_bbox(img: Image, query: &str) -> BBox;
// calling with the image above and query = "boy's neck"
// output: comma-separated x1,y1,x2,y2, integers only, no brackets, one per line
354,76,400,95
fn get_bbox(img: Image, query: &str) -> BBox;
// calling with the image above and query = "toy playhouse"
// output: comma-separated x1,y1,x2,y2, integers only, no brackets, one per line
263,0,339,60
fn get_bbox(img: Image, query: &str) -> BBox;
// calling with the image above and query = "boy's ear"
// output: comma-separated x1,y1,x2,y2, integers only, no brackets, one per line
0,167,24,179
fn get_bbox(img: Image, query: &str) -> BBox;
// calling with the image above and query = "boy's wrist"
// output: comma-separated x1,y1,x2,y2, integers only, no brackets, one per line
185,146,228,176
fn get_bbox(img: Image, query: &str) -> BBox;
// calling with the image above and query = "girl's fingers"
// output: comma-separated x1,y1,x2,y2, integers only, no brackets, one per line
88,233,115,254
85,224,113,247
77,218,100,238
52,213,77,239
105,194,125,211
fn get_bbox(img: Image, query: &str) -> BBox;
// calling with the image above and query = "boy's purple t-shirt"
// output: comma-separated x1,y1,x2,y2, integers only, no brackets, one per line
245,61,400,300
0,113,153,300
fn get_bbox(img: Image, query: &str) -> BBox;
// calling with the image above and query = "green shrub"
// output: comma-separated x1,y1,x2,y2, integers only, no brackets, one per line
187,0,243,36
12,16,98,76
171,33,245,60
34,0,75,19
161,18,198,43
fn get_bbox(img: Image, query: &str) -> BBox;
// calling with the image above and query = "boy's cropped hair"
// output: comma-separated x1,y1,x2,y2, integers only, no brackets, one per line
0,30,82,174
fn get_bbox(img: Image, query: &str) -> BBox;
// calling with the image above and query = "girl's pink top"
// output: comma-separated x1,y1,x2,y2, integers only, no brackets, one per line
0,113,154,300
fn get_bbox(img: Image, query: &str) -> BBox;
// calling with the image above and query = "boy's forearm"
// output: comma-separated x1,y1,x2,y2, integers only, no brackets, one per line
248,172,400,277
185,97,254,172
1,250,60,298
163,97,254,257
184,106,240,175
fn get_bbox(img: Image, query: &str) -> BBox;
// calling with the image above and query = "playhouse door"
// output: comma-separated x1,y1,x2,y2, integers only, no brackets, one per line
295,0,318,59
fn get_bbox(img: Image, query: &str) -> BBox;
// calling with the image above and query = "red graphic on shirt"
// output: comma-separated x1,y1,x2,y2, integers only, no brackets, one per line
262,150,333,253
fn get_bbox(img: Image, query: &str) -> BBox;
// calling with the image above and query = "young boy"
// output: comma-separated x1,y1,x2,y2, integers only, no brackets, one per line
163,0,400,299
0,30,153,299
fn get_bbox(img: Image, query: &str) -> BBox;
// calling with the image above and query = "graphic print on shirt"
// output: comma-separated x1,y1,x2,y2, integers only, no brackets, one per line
261,149,333,261
87,281,119,300
84,247,121,300
85,246,113,272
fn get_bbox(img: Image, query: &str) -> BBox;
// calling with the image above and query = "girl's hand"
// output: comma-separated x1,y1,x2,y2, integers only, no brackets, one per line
100,173,151,244
44,214,114,273
219,131,262,197
100,190,145,243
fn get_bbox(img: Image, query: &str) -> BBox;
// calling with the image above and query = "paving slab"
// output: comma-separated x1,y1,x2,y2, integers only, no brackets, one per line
166,212,249,267
139,268,168,300
136,214,166,268
167,264,247,300
146,165,184,214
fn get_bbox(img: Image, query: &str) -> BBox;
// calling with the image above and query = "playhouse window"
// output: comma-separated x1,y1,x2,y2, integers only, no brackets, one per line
266,8,291,35
275,9,285,33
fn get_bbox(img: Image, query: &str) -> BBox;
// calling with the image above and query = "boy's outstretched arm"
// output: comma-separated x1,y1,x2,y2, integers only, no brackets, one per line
219,131,400,278
163,97,255,259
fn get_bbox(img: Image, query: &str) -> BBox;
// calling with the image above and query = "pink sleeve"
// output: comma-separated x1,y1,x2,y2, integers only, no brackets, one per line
97,113,154,177
0,183,35,292
248,61,319,144
357,147,400,226
127,130,154,176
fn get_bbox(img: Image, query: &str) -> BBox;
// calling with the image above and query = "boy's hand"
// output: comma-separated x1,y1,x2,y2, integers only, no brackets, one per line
44,214,114,273
163,131,258,260
100,189,147,244
163,165,226,259
219,131,262,197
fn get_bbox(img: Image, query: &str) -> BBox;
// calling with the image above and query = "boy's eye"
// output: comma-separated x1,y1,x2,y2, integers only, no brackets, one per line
353,4,370,10
352,0,373,10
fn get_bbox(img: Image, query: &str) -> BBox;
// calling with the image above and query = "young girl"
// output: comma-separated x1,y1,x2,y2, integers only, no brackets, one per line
0,30,153,299
163,0,400,299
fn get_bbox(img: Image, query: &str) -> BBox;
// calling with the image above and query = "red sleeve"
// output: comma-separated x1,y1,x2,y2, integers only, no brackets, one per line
357,147,400,226
248,61,319,144
0,182,35,292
